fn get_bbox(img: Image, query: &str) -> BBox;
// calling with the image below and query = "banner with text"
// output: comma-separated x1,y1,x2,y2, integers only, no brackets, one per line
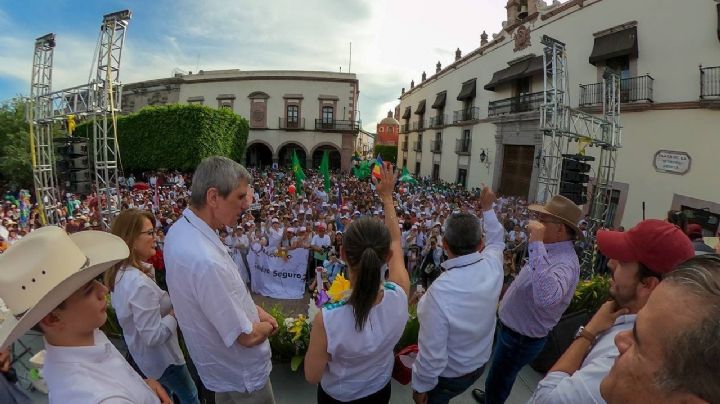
248,247,308,299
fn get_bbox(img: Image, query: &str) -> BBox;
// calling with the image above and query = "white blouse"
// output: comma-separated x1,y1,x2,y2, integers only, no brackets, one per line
320,282,408,401
111,264,185,379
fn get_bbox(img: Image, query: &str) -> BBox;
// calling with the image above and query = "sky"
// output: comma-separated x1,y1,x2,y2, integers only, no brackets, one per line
0,0,508,128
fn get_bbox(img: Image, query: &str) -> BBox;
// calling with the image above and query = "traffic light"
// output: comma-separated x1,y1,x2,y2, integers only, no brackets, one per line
560,154,594,205
55,137,92,195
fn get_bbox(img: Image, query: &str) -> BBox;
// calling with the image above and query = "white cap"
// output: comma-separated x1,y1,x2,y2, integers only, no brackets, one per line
271,218,279,223
299,226,307,232
287,227,295,233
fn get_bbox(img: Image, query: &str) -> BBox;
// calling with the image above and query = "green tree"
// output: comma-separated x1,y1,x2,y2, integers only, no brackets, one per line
373,144,398,164
74,104,250,172
0,100,33,190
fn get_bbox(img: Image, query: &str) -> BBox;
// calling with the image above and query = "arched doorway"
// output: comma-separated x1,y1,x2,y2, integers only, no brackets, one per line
312,145,341,171
278,143,307,169
245,142,273,169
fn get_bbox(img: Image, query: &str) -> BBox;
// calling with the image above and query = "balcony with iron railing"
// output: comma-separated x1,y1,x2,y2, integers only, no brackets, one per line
452,107,480,123
412,119,426,131
700,65,720,101
402,122,410,133
314,119,360,131
579,75,654,107
488,91,545,116
455,138,471,155
431,139,442,153
429,114,447,128
413,141,422,152
279,117,305,130
401,141,409,152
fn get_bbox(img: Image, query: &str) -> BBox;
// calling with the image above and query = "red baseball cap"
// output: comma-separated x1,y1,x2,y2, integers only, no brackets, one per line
597,219,694,274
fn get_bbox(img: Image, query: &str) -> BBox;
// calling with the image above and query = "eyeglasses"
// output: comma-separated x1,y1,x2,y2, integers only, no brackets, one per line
140,229,156,236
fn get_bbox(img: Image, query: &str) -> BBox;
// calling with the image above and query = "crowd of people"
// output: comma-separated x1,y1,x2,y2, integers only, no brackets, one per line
0,156,718,404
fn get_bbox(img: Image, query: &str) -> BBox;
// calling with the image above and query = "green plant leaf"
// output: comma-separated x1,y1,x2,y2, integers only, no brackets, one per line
290,355,304,372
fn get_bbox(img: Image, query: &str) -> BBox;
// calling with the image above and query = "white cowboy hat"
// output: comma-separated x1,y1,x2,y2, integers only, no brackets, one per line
0,226,128,350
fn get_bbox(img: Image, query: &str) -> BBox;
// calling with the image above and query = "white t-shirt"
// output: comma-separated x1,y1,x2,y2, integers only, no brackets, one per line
321,282,408,401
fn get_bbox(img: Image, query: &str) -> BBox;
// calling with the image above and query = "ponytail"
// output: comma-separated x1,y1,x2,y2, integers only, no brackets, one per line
342,217,391,332
348,247,383,331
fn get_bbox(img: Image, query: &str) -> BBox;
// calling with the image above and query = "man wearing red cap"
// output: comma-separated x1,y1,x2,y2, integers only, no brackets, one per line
529,219,695,403
686,223,714,255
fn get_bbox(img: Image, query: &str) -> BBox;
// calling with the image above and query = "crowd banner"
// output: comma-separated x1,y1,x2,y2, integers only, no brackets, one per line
248,247,308,299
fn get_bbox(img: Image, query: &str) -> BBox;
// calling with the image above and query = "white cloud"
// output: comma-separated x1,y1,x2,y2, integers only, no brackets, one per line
0,0,509,126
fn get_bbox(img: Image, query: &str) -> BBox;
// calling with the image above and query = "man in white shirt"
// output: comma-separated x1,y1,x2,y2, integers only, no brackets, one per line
411,186,504,404
164,156,278,403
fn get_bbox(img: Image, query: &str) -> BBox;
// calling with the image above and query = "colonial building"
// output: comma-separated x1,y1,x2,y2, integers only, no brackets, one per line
376,111,400,146
122,70,360,171
396,0,720,230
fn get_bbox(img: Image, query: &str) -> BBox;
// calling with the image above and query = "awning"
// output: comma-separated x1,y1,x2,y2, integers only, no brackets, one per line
414,100,426,115
484,56,544,91
457,79,477,101
402,106,411,119
431,91,446,109
588,26,638,65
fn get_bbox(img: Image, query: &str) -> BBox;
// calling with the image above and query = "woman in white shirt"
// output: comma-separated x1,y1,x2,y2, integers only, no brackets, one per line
105,209,199,404
305,163,410,404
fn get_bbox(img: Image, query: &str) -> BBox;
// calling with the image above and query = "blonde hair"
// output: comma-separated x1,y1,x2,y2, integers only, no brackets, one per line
104,209,156,292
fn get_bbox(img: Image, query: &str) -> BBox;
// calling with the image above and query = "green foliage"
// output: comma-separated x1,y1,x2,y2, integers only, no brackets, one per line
565,274,611,315
395,304,419,351
74,104,249,172
0,100,33,190
373,144,398,164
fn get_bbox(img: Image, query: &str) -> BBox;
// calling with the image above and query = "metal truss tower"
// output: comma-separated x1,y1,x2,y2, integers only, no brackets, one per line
91,10,131,228
28,33,60,225
27,10,131,229
537,35,622,272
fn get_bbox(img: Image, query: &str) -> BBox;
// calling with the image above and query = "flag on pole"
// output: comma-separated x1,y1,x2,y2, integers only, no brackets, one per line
291,150,305,194
319,150,331,193
399,166,418,184
352,160,371,180
337,182,343,206
372,154,383,180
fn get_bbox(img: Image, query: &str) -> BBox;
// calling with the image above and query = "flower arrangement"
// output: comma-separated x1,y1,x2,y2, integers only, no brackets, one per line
267,305,311,371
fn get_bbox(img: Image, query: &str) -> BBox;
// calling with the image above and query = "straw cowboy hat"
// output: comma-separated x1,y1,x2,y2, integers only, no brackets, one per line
528,195,582,238
0,226,128,350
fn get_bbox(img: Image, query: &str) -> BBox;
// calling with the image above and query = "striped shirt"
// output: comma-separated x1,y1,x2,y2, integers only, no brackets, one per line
499,240,580,338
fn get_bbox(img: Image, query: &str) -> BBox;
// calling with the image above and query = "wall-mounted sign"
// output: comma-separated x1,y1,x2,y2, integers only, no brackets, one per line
654,150,691,175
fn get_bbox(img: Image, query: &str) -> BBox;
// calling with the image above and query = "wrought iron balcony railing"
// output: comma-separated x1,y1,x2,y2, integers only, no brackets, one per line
488,91,545,116
452,107,480,123
455,138,471,155
579,75,654,107
431,139,442,153
700,66,720,99
279,117,305,130
314,119,360,131
429,114,446,127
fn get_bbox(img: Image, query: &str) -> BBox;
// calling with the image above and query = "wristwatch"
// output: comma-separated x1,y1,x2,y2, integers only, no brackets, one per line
574,326,597,344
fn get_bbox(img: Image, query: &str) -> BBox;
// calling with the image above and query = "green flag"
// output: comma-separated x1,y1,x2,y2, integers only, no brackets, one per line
319,150,331,193
399,166,418,184
353,160,371,180
292,150,305,194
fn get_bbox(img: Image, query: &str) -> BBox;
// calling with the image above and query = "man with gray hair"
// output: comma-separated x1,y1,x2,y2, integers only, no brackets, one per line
411,186,504,404
600,254,720,404
165,156,278,404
